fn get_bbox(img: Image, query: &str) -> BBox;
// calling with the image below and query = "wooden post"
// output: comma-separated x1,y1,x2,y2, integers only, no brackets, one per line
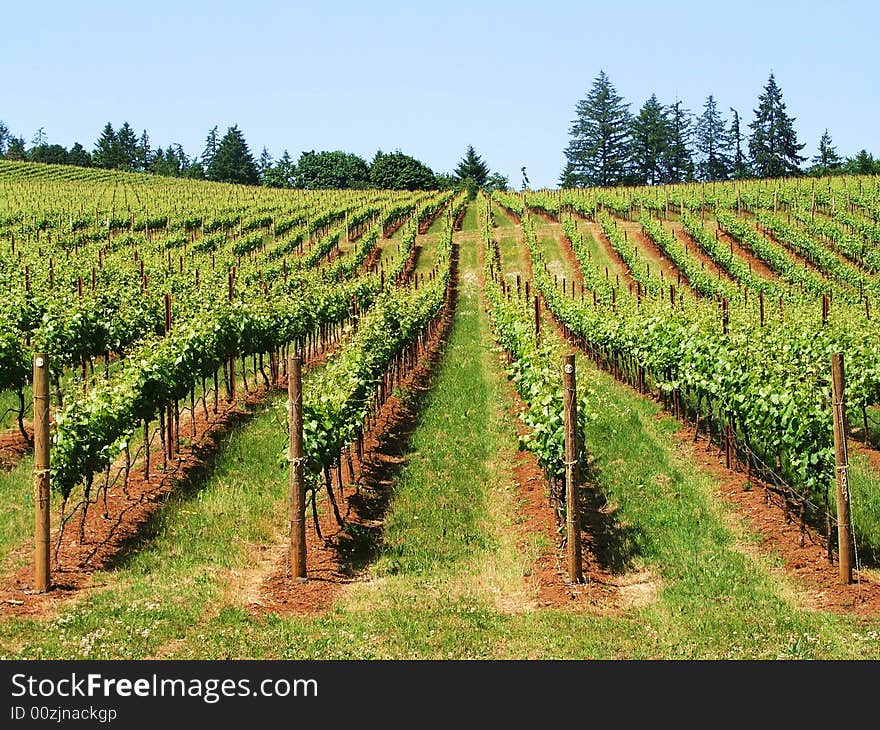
33,353,51,593
562,354,583,584
831,353,853,584
534,295,541,345
288,354,307,581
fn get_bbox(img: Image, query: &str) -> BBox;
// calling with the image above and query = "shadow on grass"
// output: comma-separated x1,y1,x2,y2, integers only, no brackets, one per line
576,455,642,576
100,403,263,573
333,252,459,576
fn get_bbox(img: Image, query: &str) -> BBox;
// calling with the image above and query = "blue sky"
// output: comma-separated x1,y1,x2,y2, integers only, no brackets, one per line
3,0,877,189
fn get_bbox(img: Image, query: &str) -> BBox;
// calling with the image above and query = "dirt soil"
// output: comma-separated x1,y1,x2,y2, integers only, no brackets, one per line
0,346,340,619
0,427,32,470
543,285,880,616
673,424,880,616
251,277,458,615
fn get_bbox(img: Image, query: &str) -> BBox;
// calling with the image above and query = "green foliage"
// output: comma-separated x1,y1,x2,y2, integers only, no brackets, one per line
563,70,632,187
748,73,806,177
454,145,490,188
370,150,436,190
695,95,732,182
207,125,259,185
262,149,295,188
28,144,69,165
809,129,843,177
294,150,370,189
664,101,694,183
630,94,671,186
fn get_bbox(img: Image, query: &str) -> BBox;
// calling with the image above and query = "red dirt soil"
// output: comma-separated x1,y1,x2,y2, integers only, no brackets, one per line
0,427,32,470
551,314,880,616
668,223,737,284
0,346,341,619
251,279,457,615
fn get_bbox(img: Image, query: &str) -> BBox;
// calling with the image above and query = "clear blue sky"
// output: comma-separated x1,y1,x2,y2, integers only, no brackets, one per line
4,0,877,189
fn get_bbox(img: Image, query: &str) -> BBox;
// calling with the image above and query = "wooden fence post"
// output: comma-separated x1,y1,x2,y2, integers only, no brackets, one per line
562,354,583,584
831,353,853,584
33,353,51,593
534,295,541,345
289,354,307,581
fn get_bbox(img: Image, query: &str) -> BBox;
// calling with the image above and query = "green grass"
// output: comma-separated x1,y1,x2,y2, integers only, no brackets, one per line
846,450,880,565
0,455,34,570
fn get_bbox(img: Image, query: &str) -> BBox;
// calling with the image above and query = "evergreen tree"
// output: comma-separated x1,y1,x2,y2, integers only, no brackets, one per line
748,73,806,177
183,161,205,179
453,145,490,187
257,146,273,184
663,101,694,183
728,108,748,179
207,125,259,185
695,95,731,181
201,125,219,169
629,94,671,185
116,122,139,170
810,129,843,176
558,160,577,189
135,129,151,172
6,136,26,161
263,149,296,188
93,123,122,169
844,150,880,175
563,70,632,187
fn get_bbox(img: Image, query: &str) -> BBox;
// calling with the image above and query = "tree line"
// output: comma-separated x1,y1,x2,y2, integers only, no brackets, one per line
561,70,880,188
0,119,507,192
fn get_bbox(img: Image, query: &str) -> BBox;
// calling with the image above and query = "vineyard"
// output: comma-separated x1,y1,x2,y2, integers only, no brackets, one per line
1,159,880,659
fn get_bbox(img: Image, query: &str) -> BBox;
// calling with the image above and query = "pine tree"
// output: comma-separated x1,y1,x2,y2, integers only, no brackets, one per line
563,70,631,187
263,149,296,188
663,101,694,183
116,122,139,170
93,122,121,169
207,125,259,185
6,136,26,161
453,145,490,187
811,129,843,176
748,73,806,178
728,108,748,179
257,146,273,184
201,125,219,169
136,129,151,172
695,95,731,181
558,161,577,189
629,94,671,186
5,136,26,161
